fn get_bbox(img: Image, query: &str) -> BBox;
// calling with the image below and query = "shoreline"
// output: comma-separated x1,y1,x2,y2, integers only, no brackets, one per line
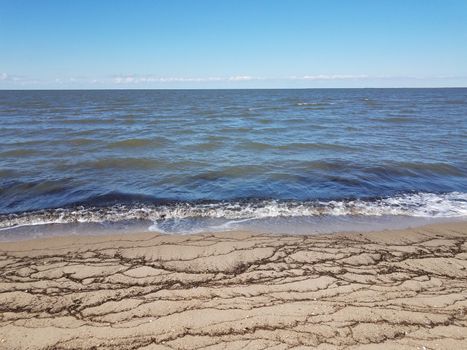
1,215,464,243
1,221,466,349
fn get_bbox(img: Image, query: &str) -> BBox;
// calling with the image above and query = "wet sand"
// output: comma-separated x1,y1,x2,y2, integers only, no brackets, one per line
0,221,466,349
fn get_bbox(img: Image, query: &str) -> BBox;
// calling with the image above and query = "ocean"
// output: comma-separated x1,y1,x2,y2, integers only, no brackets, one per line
0,88,466,239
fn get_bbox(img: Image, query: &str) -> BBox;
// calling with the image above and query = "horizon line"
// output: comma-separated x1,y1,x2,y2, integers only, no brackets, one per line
1,86,467,91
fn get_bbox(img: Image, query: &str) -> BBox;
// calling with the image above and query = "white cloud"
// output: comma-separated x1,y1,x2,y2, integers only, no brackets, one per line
228,75,257,81
110,74,382,84
291,74,369,80
0,73,24,82
2,72,466,88
112,75,264,84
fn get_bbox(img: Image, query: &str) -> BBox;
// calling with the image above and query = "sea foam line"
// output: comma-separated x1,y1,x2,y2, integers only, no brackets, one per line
0,192,466,229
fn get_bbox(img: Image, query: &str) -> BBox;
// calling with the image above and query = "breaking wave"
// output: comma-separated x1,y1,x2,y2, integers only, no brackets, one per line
1,192,465,230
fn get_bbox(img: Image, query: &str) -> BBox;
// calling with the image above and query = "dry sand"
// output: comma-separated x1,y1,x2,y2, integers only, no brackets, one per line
0,221,466,349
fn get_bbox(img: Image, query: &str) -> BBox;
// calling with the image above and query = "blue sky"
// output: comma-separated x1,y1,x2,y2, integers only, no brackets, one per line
1,0,467,89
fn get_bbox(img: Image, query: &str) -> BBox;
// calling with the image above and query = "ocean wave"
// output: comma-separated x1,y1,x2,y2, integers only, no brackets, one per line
1,192,465,230
238,141,357,152
76,158,169,170
375,117,416,123
0,148,40,157
106,137,169,149
276,142,357,152
296,102,334,106
61,117,115,125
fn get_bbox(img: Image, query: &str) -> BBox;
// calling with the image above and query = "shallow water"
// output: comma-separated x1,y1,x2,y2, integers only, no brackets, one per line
0,89,466,238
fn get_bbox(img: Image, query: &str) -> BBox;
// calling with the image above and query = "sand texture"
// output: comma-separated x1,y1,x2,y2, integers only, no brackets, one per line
0,221,466,349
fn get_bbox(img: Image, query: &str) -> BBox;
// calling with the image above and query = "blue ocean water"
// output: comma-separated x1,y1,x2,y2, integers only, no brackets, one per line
0,89,466,238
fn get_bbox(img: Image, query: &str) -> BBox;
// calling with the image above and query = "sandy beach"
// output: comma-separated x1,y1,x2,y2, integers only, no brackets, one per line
0,221,465,349
2,0,467,348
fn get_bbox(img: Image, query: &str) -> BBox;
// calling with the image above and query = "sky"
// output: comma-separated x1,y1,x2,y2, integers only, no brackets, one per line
1,0,467,89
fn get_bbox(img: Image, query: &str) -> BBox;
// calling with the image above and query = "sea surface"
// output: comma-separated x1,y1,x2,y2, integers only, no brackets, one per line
0,88,466,239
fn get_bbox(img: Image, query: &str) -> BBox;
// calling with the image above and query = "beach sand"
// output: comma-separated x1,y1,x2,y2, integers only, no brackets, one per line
0,221,466,349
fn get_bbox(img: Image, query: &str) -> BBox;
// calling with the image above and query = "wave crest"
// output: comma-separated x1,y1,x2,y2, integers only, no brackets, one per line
0,192,466,230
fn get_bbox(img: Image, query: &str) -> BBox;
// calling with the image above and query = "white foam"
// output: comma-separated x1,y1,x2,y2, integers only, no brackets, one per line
0,192,466,230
